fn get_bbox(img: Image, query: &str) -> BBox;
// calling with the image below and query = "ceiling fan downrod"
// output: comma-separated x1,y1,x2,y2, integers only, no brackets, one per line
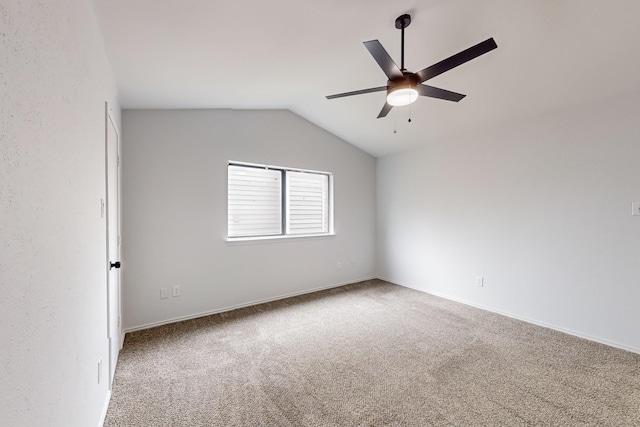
395,14,411,71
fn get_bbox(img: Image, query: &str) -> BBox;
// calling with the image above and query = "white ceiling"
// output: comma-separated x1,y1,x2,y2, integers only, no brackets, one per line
96,0,640,157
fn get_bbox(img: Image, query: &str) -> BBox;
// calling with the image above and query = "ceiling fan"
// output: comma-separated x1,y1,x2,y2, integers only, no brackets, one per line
326,14,497,118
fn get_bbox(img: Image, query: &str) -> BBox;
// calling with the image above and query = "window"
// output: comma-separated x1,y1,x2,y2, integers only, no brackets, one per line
228,162,333,239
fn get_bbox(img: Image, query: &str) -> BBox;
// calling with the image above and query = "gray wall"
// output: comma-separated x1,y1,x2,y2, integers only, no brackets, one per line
1,1,120,425
377,93,640,353
121,109,376,330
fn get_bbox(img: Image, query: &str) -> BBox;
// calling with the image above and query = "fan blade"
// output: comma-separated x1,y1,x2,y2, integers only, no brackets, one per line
417,84,466,102
377,102,393,118
326,86,387,100
363,40,403,80
416,38,497,83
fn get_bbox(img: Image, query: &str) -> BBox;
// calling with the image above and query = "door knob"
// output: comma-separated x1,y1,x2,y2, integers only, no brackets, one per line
110,261,121,270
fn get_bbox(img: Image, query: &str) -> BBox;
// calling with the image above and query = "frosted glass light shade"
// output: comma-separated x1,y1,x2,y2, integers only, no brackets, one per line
386,87,418,107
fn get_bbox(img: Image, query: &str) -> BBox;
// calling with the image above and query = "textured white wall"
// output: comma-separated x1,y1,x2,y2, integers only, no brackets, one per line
121,109,376,330
377,93,640,353
0,1,120,426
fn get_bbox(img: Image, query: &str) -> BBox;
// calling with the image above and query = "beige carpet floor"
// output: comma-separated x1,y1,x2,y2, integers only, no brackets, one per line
104,279,640,426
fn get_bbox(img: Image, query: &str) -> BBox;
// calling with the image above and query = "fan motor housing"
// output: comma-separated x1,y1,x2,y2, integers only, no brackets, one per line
388,72,420,92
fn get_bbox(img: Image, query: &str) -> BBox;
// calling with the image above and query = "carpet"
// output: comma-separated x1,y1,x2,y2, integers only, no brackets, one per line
104,279,640,426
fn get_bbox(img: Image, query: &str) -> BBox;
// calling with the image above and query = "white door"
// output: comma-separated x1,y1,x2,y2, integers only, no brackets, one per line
106,106,121,387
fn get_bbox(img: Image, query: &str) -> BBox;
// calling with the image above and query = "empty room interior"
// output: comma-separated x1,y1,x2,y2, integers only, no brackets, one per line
2,0,640,426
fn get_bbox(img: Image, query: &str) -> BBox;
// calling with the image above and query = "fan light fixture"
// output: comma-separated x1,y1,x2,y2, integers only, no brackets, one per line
386,86,418,107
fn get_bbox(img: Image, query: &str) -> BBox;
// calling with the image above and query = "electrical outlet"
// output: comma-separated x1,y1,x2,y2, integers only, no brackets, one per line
160,288,169,299
632,202,640,216
336,262,342,270
475,276,484,287
98,358,102,384
172,285,181,297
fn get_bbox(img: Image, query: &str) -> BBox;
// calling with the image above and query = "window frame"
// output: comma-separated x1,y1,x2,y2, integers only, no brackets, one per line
227,161,334,242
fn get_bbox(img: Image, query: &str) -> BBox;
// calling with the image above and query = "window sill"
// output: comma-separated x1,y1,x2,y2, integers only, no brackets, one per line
226,233,336,245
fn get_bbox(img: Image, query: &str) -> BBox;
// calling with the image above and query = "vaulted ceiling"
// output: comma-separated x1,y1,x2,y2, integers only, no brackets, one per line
96,0,640,157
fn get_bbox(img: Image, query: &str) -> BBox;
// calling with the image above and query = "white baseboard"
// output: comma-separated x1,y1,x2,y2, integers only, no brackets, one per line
99,390,111,427
378,275,640,355
124,276,377,333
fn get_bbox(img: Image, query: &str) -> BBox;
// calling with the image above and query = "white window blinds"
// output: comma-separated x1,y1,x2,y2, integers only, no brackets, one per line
228,165,282,237
228,162,332,239
286,171,329,235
